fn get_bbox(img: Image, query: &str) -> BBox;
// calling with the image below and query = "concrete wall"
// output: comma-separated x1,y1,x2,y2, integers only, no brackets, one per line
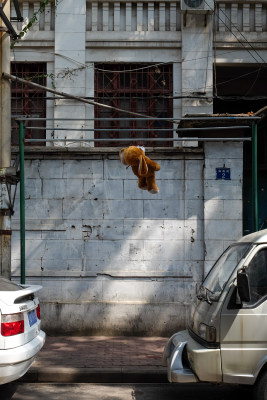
204,142,243,275
11,144,243,335
9,0,246,335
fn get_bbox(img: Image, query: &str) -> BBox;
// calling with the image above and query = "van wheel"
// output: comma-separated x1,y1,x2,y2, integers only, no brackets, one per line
254,370,267,400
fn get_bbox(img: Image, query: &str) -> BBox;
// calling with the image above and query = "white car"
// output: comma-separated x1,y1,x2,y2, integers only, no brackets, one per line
0,277,45,384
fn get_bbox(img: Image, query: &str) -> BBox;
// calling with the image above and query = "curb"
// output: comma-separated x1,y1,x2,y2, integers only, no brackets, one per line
20,366,168,384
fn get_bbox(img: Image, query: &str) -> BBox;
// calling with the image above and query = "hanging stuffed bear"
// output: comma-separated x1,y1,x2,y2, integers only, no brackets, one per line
119,146,160,194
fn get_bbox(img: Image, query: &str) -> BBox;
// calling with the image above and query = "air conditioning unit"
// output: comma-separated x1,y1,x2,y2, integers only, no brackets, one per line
180,0,214,13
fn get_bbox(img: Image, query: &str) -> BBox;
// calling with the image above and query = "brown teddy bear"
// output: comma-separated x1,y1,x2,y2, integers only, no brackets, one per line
119,146,160,194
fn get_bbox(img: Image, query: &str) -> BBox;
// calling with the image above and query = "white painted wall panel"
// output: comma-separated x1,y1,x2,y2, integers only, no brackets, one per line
11,153,207,334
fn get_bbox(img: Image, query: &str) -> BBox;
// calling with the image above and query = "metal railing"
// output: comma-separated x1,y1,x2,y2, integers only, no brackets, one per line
15,115,260,284
15,116,254,145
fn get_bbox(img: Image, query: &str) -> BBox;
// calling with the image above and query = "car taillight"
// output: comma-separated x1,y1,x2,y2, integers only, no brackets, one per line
1,313,24,336
36,304,40,319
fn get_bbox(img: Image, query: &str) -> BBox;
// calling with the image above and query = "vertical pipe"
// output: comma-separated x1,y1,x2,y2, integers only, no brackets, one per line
252,122,258,232
0,0,11,279
19,122,25,284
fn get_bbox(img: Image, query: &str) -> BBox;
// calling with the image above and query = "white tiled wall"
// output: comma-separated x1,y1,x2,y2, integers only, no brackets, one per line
11,144,243,335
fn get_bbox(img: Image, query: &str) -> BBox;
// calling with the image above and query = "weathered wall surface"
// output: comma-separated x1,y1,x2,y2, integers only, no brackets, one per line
10,144,243,335
11,148,204,335
9,0,246,335
204,142,243,275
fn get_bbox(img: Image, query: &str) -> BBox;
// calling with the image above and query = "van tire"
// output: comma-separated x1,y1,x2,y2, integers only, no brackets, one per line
254,370,267,400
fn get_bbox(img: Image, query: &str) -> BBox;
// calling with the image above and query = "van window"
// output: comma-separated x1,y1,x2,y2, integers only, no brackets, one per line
243,248,267,307
201,243,251,302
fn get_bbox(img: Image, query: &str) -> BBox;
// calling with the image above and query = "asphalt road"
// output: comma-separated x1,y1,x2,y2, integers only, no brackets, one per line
0,382,252,400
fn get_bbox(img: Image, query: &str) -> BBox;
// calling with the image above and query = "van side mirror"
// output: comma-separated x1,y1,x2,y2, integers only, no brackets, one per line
237,270,251,303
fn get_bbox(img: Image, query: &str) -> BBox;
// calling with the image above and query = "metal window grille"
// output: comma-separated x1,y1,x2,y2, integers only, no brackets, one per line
94,63,173,147
11,63,46,146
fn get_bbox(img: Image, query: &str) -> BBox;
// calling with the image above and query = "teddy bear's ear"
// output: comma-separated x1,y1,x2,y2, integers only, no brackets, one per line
138,155,148,177
119,148,127,165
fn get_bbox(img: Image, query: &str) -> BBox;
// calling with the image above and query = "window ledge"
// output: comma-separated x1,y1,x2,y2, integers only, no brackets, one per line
12,146,204,160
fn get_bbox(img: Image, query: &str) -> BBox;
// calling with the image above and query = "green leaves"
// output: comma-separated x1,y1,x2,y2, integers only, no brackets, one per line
11,0,58,48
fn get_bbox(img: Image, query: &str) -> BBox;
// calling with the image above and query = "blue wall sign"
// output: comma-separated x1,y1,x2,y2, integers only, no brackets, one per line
216,168,231,180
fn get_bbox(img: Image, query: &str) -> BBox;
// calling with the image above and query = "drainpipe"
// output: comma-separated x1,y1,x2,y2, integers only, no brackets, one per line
252,122,258,232
19,122,25,284
0,0,11,279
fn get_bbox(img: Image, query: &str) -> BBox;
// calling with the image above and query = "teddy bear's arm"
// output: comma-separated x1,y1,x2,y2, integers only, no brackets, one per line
138,155,149,177
144,157,160,171
131,165,140,178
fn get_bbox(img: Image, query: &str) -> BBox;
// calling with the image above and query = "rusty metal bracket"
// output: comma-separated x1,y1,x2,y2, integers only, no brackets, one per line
0,161,20,216
11,0,23,22
0,209,13,216
0,230,12,235
0,1,20,40
0,167,16,178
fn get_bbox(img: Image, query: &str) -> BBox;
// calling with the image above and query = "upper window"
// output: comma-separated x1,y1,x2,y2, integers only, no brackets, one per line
94,63,173,147
11,62,174,147
11,63,46,146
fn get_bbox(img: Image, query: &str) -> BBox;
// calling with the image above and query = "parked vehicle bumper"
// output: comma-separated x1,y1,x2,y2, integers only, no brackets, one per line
163,330,222,383
163,330,198,383
0,329,46,385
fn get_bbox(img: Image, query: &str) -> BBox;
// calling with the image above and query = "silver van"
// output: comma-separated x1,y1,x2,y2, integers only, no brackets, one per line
163,229,267,400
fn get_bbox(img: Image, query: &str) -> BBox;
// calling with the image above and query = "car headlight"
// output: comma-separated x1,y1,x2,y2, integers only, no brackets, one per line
198,323,216,342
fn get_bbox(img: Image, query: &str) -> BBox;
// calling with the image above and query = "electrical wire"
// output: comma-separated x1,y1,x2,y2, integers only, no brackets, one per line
9,1,267,102
208,0,267,99
10,46,266,98
207,0,266,65
212,0,266,104
10,93,267,101
244,67,261,96
214,1,266,65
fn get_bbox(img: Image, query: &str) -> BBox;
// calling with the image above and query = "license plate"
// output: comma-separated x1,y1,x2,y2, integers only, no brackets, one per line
28,309,37,327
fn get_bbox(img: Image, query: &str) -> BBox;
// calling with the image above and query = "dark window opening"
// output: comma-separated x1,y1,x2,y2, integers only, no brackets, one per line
214,65,267,234
94,63,173,147
11,63,46,146
214,66,267,167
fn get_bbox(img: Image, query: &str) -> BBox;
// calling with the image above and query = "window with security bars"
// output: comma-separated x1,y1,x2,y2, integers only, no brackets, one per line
94,63,173,147
11,63,46,146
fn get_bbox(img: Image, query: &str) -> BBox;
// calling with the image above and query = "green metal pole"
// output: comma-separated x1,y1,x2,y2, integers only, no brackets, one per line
19,122,26,284
252,122,258,232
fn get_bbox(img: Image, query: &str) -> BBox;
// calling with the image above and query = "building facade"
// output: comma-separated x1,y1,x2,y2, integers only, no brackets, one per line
8,0,267,334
